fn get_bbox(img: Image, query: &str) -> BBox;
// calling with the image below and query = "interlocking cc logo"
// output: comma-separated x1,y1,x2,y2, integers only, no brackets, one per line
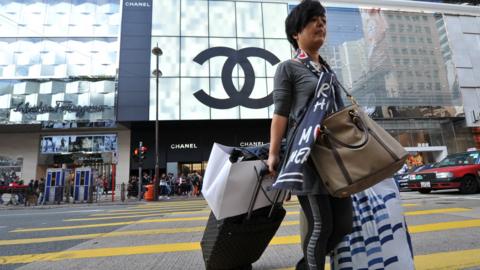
193,47,280,109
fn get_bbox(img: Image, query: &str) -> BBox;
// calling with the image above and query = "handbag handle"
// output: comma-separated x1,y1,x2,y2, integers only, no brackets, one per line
334,77,359,106
246,165,283,220
321,112,369,149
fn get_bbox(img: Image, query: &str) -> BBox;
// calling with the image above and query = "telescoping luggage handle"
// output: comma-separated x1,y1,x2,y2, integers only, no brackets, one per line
246,164,286,221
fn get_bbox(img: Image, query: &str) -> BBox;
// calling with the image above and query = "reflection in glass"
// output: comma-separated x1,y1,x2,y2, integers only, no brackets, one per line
181,0,208,37
236,2,263,38
209,1,236,37
180,77,210,120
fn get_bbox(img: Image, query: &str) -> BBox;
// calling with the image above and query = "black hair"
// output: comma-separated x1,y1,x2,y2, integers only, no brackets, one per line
285,0,326,50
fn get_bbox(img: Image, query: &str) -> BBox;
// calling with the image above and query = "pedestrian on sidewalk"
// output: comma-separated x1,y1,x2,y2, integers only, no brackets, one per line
95,175,103,202
37,178,45,205
102,176,109,197
267,1,352,269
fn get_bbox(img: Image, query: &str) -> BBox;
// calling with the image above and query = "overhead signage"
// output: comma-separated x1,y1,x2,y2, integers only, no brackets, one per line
41,134,117,154
170,144,198,150
124,1,151,8
239,141,265,147
13,101,109,118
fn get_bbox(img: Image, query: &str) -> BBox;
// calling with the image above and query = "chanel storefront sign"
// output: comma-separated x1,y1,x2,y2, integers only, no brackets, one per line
193,47,280,109
170,144,198,150
14,101,108,117
124,1,150,7
240,141,265,147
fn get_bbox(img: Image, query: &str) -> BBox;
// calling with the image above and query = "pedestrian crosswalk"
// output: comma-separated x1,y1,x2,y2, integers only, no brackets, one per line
1,197,480,269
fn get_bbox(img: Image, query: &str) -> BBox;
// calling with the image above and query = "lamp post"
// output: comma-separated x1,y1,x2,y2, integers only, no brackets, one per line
152,44,162,201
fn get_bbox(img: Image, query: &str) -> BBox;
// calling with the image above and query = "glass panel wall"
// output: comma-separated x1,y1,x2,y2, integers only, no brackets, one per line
150,1,462,121
0,0,120,124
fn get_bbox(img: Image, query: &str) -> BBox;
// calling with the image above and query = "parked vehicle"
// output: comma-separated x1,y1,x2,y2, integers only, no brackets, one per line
408,151,480,194
394,163,436,191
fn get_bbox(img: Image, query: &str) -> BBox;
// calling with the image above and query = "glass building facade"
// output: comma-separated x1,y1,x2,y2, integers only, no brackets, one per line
150,0,291,120
145,0,474,156
0,0,478,181
0,0,120,124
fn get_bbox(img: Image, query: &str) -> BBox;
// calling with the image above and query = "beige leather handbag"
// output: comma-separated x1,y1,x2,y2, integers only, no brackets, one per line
311,101,408,198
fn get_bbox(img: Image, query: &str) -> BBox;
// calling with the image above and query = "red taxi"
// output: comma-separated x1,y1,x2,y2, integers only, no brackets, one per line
408,151,480,194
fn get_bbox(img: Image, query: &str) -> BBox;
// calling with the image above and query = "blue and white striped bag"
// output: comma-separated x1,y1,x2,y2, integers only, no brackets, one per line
331,178,415,270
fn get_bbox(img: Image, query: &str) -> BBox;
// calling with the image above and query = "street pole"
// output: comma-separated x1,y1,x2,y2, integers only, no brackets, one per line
152,45,162,201
138,141,143,201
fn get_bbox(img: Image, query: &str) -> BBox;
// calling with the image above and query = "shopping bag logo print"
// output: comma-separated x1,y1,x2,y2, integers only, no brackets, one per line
193,47,280,109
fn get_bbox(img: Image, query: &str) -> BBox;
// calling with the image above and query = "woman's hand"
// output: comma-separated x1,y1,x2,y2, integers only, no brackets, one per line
267,154,280,176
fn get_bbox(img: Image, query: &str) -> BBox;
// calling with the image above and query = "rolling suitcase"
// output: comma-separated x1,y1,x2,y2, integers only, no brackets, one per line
200,166,286,270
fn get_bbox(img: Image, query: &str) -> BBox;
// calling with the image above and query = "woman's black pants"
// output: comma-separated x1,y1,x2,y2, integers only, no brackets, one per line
297,194,353,270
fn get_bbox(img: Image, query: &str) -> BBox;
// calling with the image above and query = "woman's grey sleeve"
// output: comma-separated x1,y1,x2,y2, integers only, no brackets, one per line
273,62,293,117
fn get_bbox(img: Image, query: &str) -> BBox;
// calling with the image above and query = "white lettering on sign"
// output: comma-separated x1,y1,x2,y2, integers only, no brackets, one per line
125,2,151,7
170,144,198,150
240,141,264,147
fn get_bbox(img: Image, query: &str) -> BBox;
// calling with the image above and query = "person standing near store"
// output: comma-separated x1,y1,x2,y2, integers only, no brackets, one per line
37,178,45,205
267,1,353,269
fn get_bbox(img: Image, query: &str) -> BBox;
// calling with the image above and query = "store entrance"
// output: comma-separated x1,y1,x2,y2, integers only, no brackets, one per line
178,162,207,176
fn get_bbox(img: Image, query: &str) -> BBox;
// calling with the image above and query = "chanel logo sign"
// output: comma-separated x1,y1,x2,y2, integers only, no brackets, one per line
193,47,280,109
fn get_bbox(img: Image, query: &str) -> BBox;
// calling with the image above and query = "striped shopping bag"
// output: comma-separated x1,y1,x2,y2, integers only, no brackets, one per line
331,178,415,270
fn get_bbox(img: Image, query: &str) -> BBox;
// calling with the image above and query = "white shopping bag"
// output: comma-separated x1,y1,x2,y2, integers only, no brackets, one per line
202,143,281,220
331,178,415,270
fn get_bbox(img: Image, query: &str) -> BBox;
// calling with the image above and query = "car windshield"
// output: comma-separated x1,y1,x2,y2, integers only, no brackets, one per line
435,152,480,168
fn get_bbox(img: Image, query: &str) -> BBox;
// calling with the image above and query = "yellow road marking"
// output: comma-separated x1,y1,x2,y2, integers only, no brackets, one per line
6,217,480,246
409,219,480,233
402,203,417,207
99,207,208,215
90,209,209,217
124,206,206,211
86,204,303,219
66,210,211,221
404,208,469,216
71,207,472,223
129,202,207,209
0,227,205,246
1,236,479,268
14,212,299,232
101,204,301,216
415,248,480,270
14,207,470,232
11,217,209,233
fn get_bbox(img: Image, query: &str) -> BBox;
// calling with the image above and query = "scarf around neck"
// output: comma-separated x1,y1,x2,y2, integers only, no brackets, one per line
272,49,343,191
